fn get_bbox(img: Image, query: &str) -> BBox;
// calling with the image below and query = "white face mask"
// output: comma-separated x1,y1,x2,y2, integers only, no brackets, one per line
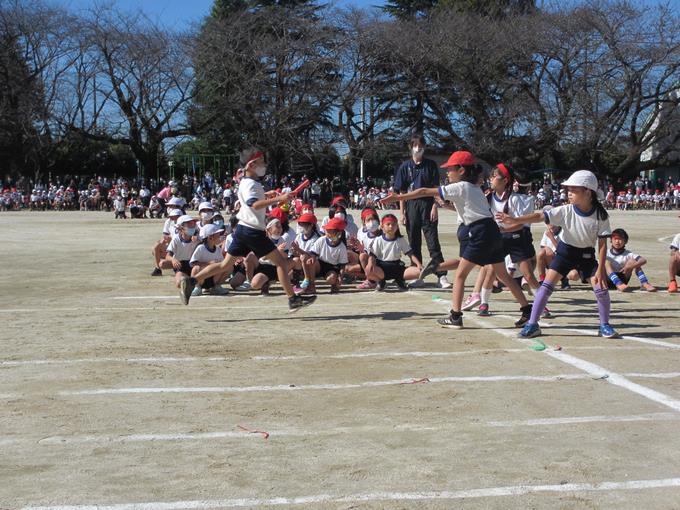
255,165,267,177
412,147,424,157
269,233,281,240
335,212,346,221
200,212,213,220
366,220,379,232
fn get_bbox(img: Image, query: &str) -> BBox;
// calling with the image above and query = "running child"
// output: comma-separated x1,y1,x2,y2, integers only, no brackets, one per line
364,214,422,291
604,228,656,292
382,150,532,329
166,215,201,291
496,169,618,338
179,148,316,311
188,223,229,296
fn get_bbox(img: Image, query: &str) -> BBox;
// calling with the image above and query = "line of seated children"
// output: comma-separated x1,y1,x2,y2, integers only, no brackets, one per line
604,228,656,292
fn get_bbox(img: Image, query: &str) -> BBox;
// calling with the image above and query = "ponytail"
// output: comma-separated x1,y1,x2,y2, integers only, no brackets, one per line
591,190,608,220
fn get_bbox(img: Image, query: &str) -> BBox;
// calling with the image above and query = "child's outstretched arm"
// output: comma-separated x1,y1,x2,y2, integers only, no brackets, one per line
381,187,439,205
495,211,543,227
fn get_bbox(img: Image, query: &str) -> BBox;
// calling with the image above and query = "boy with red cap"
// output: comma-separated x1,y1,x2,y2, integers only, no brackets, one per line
179,148,316,311
302,216,349,293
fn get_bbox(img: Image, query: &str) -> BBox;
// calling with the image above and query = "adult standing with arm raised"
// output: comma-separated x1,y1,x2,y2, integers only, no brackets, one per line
393,133,451,288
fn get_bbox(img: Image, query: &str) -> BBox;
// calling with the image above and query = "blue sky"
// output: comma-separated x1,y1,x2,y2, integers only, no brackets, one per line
59,0,379,29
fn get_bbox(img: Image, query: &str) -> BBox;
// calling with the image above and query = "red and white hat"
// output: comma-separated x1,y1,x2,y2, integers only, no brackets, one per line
441,151,476,168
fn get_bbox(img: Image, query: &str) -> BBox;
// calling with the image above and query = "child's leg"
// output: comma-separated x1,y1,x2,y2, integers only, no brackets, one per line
366,265,385,282
451,259,478,312
242,252,257,283
518,258,540,290
195,254,237,286
591,276,612,325
174,271,189,288
326,271,340,292
635,267,656,291
403,266,421,280
491,262,529,308
251,273,269,290
480,265,495,307
524,269,562,324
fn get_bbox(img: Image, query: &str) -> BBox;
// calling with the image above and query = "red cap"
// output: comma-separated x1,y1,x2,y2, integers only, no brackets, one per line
268,207,288,222
325,217,347,232
331,195,347,207
298,212,317,225
361,208,378,221
441,151,476,168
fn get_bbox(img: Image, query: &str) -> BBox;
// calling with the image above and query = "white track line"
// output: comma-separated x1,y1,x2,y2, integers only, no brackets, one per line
57,374,591,396
0,345,652,367
19,477,680,509
3,412,671,447
424,296,680,413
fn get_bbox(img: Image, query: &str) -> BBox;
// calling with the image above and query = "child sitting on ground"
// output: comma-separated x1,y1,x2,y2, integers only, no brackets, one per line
189,223,229,296
604,228,656,292
668,233,680,293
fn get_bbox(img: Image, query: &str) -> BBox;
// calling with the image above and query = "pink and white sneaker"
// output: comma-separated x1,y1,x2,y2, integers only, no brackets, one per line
462,293,481,311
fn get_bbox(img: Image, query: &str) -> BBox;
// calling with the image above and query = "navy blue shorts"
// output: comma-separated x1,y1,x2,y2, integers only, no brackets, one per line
549,241,598,279
318,260,342,278
376,260,406,281
173,260,192,275
255,263,278,281
227,224,277,259
502,227,536,263
458,218,504,266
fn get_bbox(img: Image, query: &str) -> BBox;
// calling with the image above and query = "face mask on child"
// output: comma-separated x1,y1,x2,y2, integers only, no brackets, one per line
213,219,224,229
200,212,212,221
184,226,196,236
335,212,346,221
270,233,281,240
412,147,424,157
255,165,267,177
366,220,379,232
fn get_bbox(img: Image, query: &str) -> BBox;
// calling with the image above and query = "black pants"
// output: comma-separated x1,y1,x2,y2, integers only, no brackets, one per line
405,198,444,276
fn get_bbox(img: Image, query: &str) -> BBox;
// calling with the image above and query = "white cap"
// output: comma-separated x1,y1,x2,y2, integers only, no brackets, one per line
198,201,214,211
167,196,185,206
561,170,598,192
176,215,195,226
200,223,223,238
167,208,183,217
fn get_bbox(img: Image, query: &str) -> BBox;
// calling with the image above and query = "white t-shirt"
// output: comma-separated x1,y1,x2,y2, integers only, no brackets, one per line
162,218,176,236
190,244,224,266
357,228,379,250
439,181,492,225
509,193,535,227
606,247,640,272
539,230,559,251
489,193,509,227
309,237,348,266
167,234,200,261
544,204,611,249
281,227,296,249
236,177,266,230
367,235,412,262
295,231,320,252
670,233,680,251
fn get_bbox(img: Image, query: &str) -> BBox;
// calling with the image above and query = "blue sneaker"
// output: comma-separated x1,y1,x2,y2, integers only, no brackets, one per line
518,323,542,338
598,323,619,338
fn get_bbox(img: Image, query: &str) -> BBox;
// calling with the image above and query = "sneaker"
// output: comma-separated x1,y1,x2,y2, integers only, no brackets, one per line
541,306,553,319
491,283,503,293
150,267,162,276
419,259,439,280
641,282,657,292
395,277,408,291
375,279,386,292
237,280,252,291
191,286,202,297
598,323,620,338
560,277,571,290
180,277,196,305
407,278,426,288
300,278,311,289
356,280,376,290
518,323,542,338
209,285,229,296
521,278,530,292
437,275,453,289
477,303,490,316
437,310,463,329
514,304,533,328
668,281,678,293
341,273,356,284
616,283,631,293
462,293,481,311
288,293,317,312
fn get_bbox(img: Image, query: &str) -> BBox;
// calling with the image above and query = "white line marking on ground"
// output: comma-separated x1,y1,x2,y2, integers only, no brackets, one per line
4,412,672,447
1,345,652,367
19,477,680,509
420,296,680,413
57,374,591,396
658,235,673,243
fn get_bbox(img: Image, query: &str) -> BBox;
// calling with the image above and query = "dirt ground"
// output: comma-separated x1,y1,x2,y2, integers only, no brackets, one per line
1,208,680,509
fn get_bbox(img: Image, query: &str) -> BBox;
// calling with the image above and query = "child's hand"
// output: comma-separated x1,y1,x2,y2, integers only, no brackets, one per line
171,257,181,270
495,212,513,224
305,256,315,266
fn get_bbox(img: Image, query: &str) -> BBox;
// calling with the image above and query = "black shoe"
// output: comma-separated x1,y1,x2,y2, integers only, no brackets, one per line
150,267,162,276
419,259,439,281
375,280,386,291
560,277,571,290
514,304,533,328
180,277,197,306
288,293,317,312
437,310,463,329
394,277,408,290
260,281,270,295
492,283,503,293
